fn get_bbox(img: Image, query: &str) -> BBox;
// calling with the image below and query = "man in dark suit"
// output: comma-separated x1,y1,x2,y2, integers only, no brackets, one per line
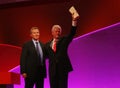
20,27,46,88
45,9,79,88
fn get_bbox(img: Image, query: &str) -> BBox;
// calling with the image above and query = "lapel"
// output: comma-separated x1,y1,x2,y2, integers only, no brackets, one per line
29,40,43,49
46,40,54,53
49,40,54,52
29,40,38,54
48,38,63,53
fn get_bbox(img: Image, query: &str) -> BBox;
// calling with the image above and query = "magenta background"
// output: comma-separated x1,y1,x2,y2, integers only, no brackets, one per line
68,22,120,88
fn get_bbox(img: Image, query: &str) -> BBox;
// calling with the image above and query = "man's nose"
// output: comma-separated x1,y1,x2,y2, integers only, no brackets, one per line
57,32,60,34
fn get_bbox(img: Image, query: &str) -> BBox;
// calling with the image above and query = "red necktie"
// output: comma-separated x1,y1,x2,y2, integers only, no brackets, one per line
52,41,56,52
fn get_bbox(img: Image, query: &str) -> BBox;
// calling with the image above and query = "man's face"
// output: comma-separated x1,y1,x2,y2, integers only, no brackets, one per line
52,28,61,39
30,29,40,40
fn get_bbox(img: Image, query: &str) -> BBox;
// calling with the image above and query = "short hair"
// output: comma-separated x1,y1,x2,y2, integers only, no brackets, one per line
30,27,39,33
51,25,62,33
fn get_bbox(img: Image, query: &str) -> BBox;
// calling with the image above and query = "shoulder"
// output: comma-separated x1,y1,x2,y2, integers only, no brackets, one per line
22,40,33,47
59,36,66,40
45,40,52,45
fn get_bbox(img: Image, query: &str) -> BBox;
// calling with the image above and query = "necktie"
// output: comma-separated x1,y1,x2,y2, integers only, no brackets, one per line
36,42,42,63
52,41,56,52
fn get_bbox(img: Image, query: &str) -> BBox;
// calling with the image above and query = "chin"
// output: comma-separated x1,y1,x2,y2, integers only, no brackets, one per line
56,36,60,38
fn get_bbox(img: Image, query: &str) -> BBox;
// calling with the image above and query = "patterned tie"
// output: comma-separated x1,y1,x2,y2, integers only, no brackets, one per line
35,42,42,63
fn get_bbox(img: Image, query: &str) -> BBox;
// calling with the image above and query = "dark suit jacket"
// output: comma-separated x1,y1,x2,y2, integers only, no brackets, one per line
20,40,46,80
45,26,77,77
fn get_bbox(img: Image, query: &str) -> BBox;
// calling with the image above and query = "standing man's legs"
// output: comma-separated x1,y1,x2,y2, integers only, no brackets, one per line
59,73,68,88
50,66,68,88
25,78,34,88
35,77,44,88
25,77,44,88
50,73,58,88
49,65,59,88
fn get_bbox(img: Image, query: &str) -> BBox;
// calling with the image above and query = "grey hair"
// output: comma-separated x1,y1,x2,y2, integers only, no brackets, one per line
51,25,62,33
30,27,39,33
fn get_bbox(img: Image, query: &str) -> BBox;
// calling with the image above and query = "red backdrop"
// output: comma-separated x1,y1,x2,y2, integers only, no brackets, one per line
0,0,120,46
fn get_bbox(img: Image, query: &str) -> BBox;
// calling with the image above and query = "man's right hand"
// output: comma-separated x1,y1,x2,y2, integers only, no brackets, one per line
22,73,27,78
69,6,79,20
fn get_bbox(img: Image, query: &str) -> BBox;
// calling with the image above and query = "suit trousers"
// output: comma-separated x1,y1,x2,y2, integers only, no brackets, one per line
25,77,44,88
50,64,68,88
